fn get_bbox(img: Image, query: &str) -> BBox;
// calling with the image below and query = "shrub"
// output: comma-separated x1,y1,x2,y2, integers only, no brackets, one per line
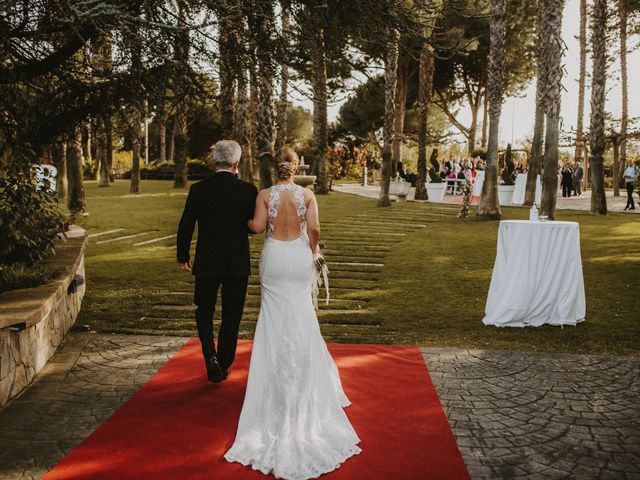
0,263,59,294
0,169,66,266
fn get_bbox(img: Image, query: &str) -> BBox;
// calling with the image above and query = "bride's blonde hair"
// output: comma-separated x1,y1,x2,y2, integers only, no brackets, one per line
274,147,299,180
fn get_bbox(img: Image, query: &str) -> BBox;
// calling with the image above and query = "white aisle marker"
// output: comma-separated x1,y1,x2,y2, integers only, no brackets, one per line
96,232,152,244
133,234,177,246
88,228,125,238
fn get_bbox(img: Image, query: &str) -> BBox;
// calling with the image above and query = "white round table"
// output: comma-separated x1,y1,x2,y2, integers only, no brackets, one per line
483,220,586,327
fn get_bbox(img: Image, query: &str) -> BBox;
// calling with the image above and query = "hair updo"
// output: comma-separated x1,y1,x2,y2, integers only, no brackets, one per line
274,146,299,180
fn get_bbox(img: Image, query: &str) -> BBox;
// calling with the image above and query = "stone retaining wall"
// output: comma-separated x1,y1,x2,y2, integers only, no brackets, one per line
0,226,87,406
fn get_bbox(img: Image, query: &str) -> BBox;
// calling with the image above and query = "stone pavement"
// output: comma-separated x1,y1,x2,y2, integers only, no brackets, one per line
334,183,640,214
0,333,638,479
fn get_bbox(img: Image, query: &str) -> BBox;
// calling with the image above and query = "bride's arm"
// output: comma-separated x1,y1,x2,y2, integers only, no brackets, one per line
305,192,321,253
248,190,268,233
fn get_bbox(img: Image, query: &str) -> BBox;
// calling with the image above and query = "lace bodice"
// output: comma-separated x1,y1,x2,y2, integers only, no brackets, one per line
266,183,307,239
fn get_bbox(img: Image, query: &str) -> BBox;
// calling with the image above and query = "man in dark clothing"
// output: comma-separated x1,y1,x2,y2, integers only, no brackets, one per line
176,140,258,382
572,161,584,196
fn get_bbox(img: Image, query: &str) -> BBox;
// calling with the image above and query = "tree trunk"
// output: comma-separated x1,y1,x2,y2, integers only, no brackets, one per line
524,103,544,206
525,0,548,207
574,0,587,164
312,26,329,194
93,32,113,183
51,140,68,198
236,66,254,183
612,136,620,196
174,108,188,188
612,134,620,196
480,87,488,149
539,0,564,220
173,1,189,189
85,119,93,178
129,18,143,193
219,16,237,139
391,49,411,176
67,124,86,214
415,42,435,201
254,8,276,189
168,120,175,162
617,0,628,192
159,109,168,163
589,0,607,215
97,114,110,187
378,27,400,208
249,62,260,184
130,111,142,193
476,0,507,220
275,4,290,151
468,104,479,154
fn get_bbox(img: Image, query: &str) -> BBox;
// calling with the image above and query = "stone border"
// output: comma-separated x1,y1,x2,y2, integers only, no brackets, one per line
0,226,87,406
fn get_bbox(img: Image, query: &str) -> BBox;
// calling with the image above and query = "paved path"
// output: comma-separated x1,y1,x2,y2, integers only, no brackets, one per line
335,183,640,214
0,333,638,479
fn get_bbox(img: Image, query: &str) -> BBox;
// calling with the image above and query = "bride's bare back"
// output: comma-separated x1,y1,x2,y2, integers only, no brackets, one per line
249,182,321,251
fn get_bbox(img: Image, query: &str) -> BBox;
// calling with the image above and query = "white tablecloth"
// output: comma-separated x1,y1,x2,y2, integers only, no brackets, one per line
483,220,586,327
512,174,541,205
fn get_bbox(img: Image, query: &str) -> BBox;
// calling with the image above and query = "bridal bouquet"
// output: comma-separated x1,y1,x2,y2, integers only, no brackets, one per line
312,239,330,309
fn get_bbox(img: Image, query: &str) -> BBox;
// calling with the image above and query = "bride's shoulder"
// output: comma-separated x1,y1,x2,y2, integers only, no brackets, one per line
301,186,316,203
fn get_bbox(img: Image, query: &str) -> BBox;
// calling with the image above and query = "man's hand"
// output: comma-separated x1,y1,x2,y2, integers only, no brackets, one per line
178,262,192,272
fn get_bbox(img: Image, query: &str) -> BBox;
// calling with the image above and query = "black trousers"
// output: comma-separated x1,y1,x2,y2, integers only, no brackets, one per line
194,275,248,370
562,183,572,197
626,182,636,209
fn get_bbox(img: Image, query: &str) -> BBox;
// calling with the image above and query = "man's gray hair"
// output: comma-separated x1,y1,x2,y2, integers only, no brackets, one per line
213,140,242,166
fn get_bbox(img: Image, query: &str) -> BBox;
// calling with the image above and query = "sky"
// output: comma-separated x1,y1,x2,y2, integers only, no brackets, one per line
291,0,639,148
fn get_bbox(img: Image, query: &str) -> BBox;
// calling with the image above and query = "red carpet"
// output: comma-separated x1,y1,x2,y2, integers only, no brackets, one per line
45,340,470,480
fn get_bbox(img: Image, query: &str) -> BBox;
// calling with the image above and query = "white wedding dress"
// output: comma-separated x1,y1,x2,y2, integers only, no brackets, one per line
225,183,361,480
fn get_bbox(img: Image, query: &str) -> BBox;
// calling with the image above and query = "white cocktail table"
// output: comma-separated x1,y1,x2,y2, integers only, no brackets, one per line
483,220,586,327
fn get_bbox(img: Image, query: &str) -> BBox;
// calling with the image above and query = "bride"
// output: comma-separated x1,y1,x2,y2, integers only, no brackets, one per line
224,147,361,479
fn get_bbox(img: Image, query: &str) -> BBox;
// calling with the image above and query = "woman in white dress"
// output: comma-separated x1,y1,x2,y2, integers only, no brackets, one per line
224,147,361,480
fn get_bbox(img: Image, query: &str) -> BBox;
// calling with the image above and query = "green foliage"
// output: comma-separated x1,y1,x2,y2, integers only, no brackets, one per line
0,263,58,294
337,76,385,137
0,170,66,266
122,158,214,180
336,75,447,141
433,0,537,101
470,149,487,160
285,104,313,143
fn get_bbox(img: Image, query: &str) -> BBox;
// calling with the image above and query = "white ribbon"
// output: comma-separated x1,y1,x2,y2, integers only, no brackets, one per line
312,253,330,309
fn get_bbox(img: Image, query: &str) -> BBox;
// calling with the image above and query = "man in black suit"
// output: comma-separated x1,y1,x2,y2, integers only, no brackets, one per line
177,140,258,383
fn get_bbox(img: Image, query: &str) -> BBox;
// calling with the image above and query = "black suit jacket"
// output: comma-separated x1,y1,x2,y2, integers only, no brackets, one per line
176,172,258,277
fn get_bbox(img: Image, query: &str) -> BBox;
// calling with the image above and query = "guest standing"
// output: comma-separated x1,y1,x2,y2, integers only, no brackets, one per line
572,161,584,196
561,163,573,198
623,159,639,211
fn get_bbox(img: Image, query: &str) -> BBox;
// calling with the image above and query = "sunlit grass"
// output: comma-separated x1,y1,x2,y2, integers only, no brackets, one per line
75,180,640,356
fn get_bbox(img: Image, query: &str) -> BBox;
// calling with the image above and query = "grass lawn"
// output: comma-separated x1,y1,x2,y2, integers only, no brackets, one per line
74,179,640,357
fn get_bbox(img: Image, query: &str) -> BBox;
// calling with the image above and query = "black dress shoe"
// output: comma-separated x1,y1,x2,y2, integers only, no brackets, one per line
206,355,225,383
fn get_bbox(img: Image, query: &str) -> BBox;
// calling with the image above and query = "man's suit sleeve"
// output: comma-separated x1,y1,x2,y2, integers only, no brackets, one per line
176,186,197,263
248,184,258,217
246,184,258,235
